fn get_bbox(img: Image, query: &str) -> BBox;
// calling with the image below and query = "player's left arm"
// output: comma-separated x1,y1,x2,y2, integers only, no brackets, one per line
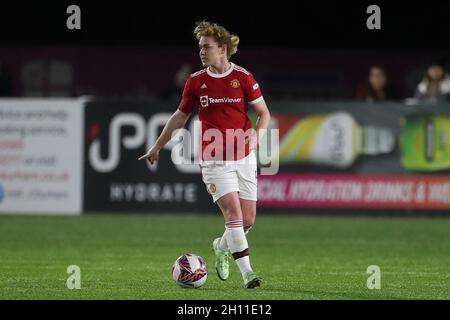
244,71,271,148
252,99,271,148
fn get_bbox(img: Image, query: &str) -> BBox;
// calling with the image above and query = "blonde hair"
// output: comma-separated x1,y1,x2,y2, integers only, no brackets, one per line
193,20,240,60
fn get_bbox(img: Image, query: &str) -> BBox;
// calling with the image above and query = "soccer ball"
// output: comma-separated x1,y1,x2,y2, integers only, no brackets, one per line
172,253,208,288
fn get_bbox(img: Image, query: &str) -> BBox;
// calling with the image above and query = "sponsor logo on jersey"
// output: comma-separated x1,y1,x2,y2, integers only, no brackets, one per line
253,83,259,90
208,97,242,104
230,79,240,88
200,96,209,108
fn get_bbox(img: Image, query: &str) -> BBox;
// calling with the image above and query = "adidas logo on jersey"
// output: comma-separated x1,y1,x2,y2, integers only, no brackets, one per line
201,83,207,89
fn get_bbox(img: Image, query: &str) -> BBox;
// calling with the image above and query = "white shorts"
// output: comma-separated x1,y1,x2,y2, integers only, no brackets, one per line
200,151,258,203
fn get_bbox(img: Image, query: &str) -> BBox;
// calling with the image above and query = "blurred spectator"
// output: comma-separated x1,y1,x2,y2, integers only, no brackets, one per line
0,61,14,96
414,58,450,103
161,64,192,100
355,65,398,102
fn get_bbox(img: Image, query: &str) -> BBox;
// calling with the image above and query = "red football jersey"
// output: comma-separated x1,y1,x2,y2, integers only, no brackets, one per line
178,63,264,161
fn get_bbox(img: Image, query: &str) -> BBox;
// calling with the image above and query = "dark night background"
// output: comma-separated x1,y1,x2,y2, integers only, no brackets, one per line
0,1,449,49
0,1,449,99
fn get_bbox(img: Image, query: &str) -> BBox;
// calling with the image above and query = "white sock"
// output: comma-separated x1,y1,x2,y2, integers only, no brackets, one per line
219,223,253,250
224,220,253,279
219,230,228,250
235,256,251,280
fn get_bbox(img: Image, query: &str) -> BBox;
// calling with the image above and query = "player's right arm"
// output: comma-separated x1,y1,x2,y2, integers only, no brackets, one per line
139,75,196,164
138,109,191,164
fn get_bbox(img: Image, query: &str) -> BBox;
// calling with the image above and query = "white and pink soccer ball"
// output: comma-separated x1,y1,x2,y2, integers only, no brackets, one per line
172,254,208,288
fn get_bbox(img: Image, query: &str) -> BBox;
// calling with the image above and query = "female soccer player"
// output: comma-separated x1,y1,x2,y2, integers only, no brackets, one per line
139,20,271,288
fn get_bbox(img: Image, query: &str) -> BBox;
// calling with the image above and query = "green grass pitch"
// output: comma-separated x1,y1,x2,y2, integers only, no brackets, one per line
0,213,449,299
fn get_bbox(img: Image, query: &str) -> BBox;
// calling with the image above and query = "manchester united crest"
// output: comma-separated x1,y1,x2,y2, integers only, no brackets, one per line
209,184,216,194
230,79,240,88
